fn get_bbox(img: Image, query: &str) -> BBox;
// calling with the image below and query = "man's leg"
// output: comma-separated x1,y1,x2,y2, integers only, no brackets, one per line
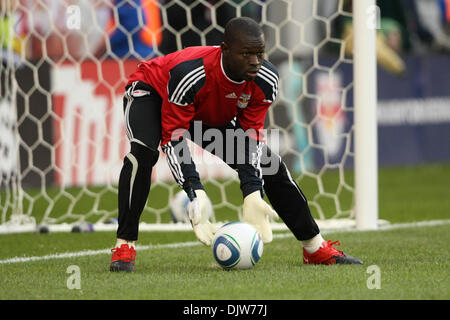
111,81,162,272
260,146,320,241
116,142,159,241
261,145,363,265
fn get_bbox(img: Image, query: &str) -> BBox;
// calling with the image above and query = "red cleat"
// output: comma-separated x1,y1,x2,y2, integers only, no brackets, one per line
303,240,363,265
110,244,136,272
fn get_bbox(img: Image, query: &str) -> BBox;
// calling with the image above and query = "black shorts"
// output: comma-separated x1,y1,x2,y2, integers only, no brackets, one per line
123,81,162,151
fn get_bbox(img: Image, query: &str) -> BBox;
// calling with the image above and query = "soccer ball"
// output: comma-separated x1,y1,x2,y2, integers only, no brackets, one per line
212,221,263,270
169,190,213,223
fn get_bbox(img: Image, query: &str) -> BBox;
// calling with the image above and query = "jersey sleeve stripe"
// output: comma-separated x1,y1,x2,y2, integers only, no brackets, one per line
162,142,185,186
169,66,205,105
257,66,279,102
254,141,263,180
170,65,203,101
172,70,206,105
260,65,279,83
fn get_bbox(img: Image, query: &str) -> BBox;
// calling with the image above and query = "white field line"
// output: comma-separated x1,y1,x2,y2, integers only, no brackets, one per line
0,241,201,265
1,219,449,265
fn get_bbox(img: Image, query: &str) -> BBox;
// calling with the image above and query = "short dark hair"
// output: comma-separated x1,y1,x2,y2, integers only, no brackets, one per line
223,17,263,45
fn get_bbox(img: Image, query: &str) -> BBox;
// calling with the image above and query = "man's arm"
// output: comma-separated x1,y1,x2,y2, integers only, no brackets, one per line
236,60,280,242
160,57,216,245
231,122,278,243
161,136,203,193
161,56,207,192
162,136,217,246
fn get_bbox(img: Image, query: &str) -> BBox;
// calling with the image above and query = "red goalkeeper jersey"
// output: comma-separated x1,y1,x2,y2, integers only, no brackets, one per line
127,46,279,145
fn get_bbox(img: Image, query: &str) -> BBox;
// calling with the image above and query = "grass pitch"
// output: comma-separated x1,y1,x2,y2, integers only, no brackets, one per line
0,163,449,301
1,224,449,300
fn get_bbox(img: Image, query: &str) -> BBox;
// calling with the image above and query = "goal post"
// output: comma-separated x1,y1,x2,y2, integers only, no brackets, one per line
0,0,380,233
353,0,379,230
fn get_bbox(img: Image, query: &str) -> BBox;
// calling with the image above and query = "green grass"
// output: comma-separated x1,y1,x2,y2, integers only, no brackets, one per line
0,163,449,301
0,225,449,300
378,163,450,222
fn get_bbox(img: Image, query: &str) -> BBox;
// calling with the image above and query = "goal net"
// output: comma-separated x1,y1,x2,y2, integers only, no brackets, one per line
0,0,363,233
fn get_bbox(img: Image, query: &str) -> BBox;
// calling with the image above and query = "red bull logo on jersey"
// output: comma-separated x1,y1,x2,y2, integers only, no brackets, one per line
237,93,251,108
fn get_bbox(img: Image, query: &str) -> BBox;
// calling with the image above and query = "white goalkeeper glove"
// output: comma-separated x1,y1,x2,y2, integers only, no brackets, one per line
242,190,278,243
187,189,217,246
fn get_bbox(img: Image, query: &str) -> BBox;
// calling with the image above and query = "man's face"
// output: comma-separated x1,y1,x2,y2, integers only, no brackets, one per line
221,33,266,82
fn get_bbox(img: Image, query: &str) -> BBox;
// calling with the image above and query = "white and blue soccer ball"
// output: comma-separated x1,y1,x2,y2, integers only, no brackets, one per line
212,221,263,270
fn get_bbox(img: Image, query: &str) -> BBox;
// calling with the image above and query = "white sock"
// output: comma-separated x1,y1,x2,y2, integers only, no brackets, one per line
302,234,325,254
115,238,135,249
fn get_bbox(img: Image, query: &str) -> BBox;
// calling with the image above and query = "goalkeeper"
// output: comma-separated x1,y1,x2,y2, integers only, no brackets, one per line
110,17,362,272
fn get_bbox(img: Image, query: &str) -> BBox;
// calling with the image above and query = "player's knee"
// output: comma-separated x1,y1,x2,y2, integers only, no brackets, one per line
128,142,159,167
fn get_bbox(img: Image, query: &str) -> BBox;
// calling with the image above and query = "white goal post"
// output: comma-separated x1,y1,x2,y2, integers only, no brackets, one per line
353,0,378,230
0,0,379,233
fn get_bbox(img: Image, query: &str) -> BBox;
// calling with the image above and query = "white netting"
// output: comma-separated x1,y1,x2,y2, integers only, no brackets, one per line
0,0,357,233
